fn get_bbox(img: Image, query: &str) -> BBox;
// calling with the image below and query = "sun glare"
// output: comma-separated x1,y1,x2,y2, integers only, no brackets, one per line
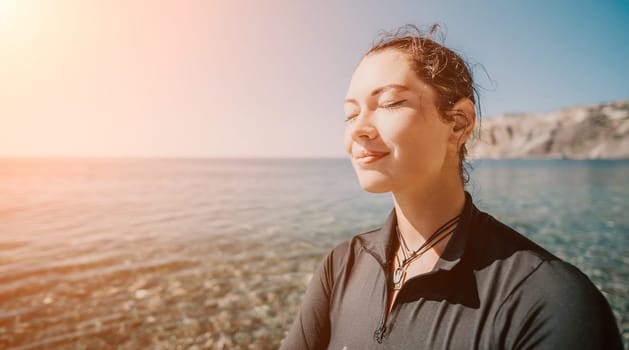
0,0,38,35
0,0,21,24
1,0,41,67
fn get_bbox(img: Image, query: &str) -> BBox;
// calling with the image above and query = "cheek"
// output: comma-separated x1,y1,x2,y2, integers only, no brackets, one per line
385,120,419,153
343,128,353,155
392,123,447,164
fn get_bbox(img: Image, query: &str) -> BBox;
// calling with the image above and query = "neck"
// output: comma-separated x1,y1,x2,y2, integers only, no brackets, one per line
392,182,466,255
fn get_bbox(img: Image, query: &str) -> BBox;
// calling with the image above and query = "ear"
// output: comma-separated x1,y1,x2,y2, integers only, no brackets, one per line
446,97,476,147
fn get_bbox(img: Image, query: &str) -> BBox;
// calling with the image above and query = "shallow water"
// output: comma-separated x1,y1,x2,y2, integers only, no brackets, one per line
0,158,627,349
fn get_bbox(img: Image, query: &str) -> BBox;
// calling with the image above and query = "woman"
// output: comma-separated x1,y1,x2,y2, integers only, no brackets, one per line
281,25,622,349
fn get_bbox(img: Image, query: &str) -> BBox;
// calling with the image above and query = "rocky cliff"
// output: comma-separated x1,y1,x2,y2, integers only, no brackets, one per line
468,99,629,159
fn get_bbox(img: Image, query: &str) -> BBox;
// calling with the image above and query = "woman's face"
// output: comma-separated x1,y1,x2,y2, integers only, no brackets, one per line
343,49,457,194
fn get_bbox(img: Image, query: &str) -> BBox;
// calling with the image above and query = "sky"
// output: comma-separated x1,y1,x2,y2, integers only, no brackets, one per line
1,0,628,158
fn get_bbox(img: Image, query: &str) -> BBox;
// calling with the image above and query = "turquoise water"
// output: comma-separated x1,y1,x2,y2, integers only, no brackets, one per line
0,158,626,348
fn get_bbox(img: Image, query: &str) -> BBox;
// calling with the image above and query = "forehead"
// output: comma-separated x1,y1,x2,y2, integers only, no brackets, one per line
345,49,421,99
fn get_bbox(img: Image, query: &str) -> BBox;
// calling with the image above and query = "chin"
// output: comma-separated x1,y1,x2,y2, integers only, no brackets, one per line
356,174,392,193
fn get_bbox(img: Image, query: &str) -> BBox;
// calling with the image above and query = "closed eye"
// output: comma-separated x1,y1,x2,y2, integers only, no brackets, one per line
344,100,406,122
344,114,358,122
381,100,406,110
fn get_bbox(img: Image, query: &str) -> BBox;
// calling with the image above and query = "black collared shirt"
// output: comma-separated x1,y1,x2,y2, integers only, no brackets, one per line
280,192,622,349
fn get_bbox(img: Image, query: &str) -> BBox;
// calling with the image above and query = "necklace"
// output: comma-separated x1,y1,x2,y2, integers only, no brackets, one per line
392,214,461,290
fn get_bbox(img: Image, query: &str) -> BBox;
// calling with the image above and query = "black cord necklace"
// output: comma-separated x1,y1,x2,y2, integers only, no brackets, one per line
392,214,461,290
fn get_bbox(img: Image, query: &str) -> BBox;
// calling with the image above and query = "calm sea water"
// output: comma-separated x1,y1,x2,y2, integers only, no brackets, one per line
0,158,627,349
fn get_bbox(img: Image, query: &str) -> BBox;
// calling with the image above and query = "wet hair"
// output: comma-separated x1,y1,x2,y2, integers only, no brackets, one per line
365,24,482,186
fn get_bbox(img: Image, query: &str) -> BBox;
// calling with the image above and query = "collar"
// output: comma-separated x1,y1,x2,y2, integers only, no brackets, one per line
356,191,477,272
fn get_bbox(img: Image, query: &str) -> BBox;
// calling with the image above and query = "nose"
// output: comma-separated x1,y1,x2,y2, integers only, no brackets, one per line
347,113,378,141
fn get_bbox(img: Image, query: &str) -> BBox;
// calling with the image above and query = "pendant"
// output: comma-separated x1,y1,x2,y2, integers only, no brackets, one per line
393,267,405,290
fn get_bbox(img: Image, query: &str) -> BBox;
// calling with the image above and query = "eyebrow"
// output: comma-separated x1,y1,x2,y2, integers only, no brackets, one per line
344,84,410,104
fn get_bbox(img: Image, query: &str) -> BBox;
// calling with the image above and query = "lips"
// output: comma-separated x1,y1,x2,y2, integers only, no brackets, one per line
354,150,390,165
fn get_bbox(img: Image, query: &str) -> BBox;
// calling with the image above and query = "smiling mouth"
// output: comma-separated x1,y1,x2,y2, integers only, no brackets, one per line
355,152,390,165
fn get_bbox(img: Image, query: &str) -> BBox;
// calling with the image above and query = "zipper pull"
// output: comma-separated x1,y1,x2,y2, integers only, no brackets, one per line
374,325,386,343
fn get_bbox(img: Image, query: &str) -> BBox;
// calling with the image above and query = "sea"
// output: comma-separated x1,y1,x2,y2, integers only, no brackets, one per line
0,158,627,349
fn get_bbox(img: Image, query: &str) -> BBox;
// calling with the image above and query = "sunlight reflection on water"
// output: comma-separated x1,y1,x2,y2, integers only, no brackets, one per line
0,158,626,348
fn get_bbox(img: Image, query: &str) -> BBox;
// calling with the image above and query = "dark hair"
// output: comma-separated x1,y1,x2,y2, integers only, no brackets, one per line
365,24,481,185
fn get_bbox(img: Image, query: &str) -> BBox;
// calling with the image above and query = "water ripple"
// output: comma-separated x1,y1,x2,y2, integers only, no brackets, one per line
0,158,626,349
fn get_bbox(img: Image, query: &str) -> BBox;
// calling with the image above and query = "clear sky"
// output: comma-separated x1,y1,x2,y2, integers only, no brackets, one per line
1,0,628,158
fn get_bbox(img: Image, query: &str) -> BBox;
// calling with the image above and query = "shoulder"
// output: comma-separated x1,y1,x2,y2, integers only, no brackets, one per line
502,257,607,309
466,207,613,312
323,228,378,269
316,232,366,275
462,208,556,285
471,208,557,262
494,258,622,349
511,258,612,315
315,225,387,288
475,212,624,348
468,204,612,305
324,239,352,271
